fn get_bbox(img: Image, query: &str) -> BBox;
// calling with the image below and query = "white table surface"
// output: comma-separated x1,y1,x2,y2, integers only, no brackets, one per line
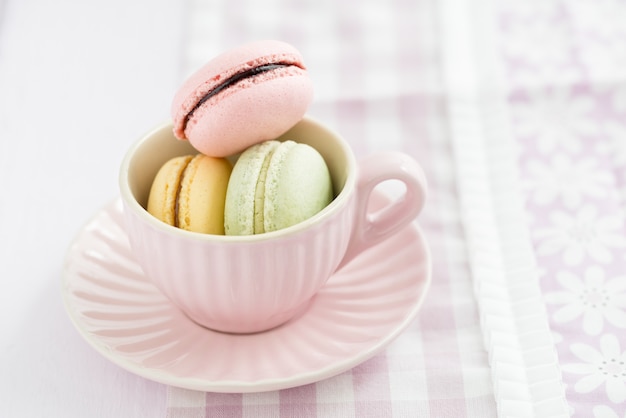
0,1,181,416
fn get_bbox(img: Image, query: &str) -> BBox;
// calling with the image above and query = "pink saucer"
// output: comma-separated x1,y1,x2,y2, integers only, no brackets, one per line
62,190,431,393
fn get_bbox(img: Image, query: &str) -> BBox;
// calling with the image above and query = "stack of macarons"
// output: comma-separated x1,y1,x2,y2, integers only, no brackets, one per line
146,40,333,235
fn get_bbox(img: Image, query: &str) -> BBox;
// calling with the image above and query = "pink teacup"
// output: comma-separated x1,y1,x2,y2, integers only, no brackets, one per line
119,116,427,333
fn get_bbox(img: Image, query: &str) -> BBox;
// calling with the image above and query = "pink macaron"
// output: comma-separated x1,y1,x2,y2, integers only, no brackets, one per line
171,40,314,157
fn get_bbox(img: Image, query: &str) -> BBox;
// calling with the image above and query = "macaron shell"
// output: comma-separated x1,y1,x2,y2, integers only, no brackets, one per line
147,155,193,226
171,40,313,157
224,141,280,235
171,40,306,137
184,72,312,157
253,142,278,234
263,142,333,233
177,155,233,234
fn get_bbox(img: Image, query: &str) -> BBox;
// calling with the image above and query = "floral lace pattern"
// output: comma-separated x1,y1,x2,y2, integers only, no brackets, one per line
499,0,626,415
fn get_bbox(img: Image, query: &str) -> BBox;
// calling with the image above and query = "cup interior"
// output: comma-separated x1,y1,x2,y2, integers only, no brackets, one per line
120,116,356,231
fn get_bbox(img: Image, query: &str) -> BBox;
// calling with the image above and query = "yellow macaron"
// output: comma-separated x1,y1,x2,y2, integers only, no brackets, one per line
147,154,232,234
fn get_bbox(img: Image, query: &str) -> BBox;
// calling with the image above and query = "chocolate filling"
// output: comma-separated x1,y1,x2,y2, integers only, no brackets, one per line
184,63,293,127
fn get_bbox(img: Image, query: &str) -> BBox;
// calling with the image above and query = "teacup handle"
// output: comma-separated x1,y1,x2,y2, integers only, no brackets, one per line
338,152,427,270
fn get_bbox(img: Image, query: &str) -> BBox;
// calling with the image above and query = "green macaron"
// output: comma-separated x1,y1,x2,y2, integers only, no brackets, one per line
224,140,333,235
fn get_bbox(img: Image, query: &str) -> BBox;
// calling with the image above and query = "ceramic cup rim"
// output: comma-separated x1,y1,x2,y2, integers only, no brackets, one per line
119,115,358,243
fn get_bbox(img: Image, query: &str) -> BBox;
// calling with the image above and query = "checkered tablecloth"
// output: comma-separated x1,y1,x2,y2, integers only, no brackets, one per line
167,0,499,416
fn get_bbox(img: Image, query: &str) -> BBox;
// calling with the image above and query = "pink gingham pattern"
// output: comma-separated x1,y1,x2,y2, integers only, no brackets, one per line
167,0,498,417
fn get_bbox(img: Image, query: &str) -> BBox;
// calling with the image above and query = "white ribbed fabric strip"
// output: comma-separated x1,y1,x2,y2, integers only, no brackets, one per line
437,0,569,416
